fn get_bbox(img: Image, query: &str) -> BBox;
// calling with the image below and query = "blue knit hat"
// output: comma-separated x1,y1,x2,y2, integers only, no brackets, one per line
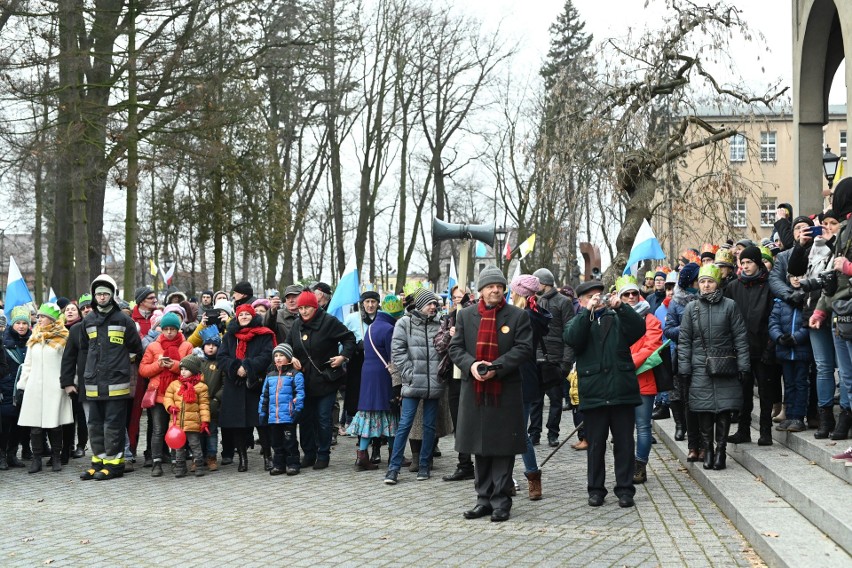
199,325,221,346
678,262,700,288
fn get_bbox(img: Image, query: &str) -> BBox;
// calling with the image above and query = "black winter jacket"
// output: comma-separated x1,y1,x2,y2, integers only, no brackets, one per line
81,306,144,400
536,288,574,371
724,270,773,359
217,315,274,428
59,321,88,401
287,309,356,397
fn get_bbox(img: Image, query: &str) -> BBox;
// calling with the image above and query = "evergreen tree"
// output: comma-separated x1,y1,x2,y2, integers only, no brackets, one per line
540,0,593,92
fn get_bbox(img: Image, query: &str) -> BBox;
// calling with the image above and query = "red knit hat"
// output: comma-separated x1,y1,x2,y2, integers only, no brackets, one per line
235,304,256,318
297,290,318,309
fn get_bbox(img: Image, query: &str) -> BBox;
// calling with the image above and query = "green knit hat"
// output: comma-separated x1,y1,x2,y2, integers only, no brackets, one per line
179,354,203,375
78,293,92,308
37,302,62,321
9,306,30,326
381,295,405,318
759,246,774,267
160,312,181,330
697,264,721,285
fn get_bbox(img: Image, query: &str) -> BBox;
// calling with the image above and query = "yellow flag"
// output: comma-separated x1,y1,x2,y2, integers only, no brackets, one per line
149,259,158,276
518,234,536,259
838,157,845,182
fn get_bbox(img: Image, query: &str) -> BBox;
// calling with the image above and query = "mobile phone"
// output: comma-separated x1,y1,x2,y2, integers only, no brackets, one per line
810,226,823,237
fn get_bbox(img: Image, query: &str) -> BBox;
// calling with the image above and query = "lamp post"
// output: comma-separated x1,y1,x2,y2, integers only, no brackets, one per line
823,145,840,190
495,226,508,273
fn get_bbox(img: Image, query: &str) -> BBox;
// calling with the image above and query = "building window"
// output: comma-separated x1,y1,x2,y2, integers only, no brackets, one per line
760,198,776,227
760,131,776,162
841,131,847,158
730,134,746,162
730,198,747,228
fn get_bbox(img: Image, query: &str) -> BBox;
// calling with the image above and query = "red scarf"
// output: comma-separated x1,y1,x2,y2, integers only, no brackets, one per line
178,374,201,404
157,332,185,394
234,325,276,359
474,297,505,406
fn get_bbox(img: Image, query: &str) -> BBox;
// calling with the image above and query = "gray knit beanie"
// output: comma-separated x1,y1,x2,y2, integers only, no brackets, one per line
477,265,507,291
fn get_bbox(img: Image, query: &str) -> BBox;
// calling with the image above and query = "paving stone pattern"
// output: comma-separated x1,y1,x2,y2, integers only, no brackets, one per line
1,421,763,567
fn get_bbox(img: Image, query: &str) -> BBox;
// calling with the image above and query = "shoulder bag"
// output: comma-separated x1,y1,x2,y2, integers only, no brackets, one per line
298,333,346,384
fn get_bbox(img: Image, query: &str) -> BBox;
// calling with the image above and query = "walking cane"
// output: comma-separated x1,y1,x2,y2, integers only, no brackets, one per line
538,421,584,468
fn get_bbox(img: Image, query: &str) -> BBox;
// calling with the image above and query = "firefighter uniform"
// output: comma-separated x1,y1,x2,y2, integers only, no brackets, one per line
79,274,143,481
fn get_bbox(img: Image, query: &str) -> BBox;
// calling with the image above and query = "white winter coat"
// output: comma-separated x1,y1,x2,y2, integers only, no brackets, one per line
17,342,73,428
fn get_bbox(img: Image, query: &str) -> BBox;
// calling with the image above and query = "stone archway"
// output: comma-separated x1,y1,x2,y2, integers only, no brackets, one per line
794,0,852,214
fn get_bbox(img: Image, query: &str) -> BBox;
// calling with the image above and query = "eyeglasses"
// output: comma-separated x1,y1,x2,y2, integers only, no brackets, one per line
622,291,640,298
145,295,156,301
94,292,111,297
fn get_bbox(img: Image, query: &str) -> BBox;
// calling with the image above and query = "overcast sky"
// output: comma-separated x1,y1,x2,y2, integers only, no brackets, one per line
466,0,846,103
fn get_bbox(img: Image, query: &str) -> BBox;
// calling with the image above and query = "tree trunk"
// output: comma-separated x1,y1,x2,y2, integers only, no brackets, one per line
123,0,138,294
602,175,656,286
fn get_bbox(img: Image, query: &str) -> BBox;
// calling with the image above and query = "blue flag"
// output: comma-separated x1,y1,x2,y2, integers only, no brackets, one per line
623,220,666,275
4,256,33,312
327,252,361,322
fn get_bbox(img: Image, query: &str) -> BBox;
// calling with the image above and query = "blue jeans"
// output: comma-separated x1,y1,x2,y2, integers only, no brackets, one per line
811,325,844,407
635,395,655,463
781,360,810,420
389,397,437,472
299,392,337,461
521,402,539,474
205,421,219,456
832,326,852,411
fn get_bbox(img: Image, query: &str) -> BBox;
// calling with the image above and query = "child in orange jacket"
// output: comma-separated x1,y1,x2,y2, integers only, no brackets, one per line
138,312,193,476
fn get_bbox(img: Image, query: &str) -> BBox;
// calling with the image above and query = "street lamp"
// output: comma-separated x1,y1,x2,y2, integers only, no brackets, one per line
823,145,841,189
495,226,508,271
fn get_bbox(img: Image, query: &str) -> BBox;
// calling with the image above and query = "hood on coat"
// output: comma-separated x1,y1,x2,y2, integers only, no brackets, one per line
671,287,698,307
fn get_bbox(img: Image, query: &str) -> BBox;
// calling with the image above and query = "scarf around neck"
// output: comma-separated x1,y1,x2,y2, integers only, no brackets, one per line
234,324,276,359
700,289,724,304
475,297,505,406
28,318,69,349
178,374,201,404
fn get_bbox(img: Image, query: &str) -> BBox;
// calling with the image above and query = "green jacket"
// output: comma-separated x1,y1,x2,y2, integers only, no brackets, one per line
563,303,645,411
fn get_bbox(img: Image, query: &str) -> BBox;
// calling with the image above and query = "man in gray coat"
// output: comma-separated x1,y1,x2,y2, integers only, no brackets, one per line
529,267,575,447
449,266,533,522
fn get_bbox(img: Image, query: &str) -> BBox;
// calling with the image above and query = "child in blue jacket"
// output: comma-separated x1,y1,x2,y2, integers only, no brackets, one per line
259,343,305,476
768,273,811,433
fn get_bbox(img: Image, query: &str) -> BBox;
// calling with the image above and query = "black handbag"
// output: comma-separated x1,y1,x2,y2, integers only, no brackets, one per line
832,298,852,340
652,345,675,392
694,303,738,378
299,334,347,384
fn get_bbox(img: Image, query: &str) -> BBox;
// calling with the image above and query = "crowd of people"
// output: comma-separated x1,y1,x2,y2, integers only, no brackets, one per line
2,181,852,521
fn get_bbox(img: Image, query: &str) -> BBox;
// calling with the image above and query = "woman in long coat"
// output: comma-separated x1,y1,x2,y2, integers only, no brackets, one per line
678,264,750,471
218,304,275,471
17,303,74,473
346,295,404,470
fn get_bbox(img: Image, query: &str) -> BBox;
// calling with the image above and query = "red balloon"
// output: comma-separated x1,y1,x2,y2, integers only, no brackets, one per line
165,424,186,450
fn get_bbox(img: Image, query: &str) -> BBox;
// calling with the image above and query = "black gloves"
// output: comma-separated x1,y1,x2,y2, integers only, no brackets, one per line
777,334,796,347
14,390,24,407
787,290,806,305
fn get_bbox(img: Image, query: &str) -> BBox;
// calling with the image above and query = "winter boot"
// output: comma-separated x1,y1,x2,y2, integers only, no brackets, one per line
525,470,542,500
28,454,42,474
237,447,248,472
174,449,188,478
757,425,773,446
815,406,836,440
671,401,686,441
713,413,730,470
93,462,124,480
206,456,219,472
262,445,273,471
151,460,163,477
51,449,62,472
651,403,671,420
194,458,205,477
80,460,99,480
370,439,382,464
0,452,7,470
633,460,648,484
831,407,852,440
142,450,153,468
6,451,24,468
408,452,420,472
356,449,378,471
700,414,715,470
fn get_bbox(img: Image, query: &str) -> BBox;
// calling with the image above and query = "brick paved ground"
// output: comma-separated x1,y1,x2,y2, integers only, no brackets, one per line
1,421,764,567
